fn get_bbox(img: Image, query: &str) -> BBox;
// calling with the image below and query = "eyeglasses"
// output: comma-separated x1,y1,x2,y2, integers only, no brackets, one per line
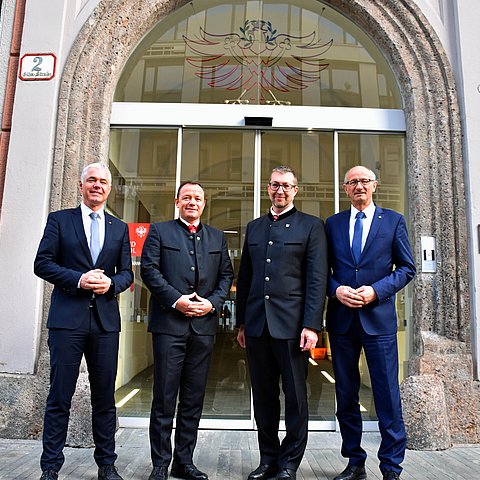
344,178,376,187
268,182,297,192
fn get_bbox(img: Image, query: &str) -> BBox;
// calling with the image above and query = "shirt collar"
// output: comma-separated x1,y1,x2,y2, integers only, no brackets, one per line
350,202,375,219
81,202,105,219
270,202,295,218
179,217,200,228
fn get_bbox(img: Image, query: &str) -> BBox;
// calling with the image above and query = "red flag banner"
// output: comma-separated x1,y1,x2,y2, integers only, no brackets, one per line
128,223,150,257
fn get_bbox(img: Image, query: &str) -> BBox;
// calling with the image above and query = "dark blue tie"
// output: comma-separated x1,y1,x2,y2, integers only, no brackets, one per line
352,211,366,264
90,212,101,263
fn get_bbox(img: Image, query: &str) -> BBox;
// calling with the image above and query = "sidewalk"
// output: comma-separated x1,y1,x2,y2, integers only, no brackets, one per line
0,429,479,479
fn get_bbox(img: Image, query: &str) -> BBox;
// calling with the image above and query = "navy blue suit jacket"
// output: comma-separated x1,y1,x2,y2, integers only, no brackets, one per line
236,210,328,339
34,207,133,332
141,220,234,336
325,205,415,335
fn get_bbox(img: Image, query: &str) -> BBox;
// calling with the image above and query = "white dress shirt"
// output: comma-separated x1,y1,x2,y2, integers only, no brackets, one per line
80,202,106,252
349,202,376,251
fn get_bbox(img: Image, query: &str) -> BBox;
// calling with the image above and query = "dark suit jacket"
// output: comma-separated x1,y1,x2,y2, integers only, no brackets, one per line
140,220,234,335
34,206,134,332
325,205,416,335
236,209,328,339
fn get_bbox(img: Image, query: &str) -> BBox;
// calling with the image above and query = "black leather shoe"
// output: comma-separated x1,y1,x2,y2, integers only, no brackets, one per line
170,463,208,480
149,466,169,480
248,464,279,479
98,465,124,480
40,470,58,480
276,468,296,479
333,465,367,480
383,472,400,480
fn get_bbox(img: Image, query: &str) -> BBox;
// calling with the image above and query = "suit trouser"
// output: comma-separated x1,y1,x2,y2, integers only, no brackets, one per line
329,316,406,474
246,329,309,471
150,329,214,466
41,305,119,472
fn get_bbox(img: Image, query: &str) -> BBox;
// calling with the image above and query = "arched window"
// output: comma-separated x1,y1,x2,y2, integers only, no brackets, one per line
114,0,402,108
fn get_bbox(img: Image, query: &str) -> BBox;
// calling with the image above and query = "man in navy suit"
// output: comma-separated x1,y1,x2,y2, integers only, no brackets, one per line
325,166,415,480
236,166,328,480
34,162,133,480
141,182,233,480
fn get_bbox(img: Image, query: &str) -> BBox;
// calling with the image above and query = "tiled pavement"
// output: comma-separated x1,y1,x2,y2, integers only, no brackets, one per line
1,429,479,479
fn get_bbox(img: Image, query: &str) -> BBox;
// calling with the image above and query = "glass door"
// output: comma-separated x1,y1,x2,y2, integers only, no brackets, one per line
181,129,255,427
180,128,337,430
109,126,409,432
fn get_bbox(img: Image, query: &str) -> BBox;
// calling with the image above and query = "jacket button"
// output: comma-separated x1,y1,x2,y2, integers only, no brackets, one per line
266,258,271,263
190,266,195,271
265,295,270,300
268,240,273,245
190,251,194,255
189,235,194,239
265,276,270,282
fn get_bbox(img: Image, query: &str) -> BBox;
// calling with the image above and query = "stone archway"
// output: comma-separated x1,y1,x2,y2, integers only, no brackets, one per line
49,0,477,444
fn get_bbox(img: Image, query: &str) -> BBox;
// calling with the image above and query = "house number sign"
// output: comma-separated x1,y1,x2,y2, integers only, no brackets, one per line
19,53,56,81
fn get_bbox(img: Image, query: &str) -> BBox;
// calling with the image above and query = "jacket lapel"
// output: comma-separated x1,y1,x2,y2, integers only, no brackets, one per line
71,206,92,263
95,212,113,265
338,210,353,262
361,205,383,259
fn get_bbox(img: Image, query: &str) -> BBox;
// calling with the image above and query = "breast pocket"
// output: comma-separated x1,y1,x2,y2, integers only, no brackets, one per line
162,245,181,253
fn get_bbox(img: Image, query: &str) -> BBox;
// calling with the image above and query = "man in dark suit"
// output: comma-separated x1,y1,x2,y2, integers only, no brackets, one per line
141,182,233,480
34,162,133,480
325,166,416,480
236,166,328,480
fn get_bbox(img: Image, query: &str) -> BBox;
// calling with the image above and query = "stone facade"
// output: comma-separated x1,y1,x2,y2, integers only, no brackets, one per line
400,374,451,450
0,0,478,448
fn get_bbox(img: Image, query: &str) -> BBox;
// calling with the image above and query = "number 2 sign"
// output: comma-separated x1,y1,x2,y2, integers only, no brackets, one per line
19,53,56,81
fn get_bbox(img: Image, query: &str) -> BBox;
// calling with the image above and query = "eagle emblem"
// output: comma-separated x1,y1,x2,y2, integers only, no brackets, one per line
135,225,148,238
183,20,333,104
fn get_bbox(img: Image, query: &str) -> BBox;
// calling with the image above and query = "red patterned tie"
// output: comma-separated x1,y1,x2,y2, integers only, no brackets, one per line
272,215,279,221
188,224,197,234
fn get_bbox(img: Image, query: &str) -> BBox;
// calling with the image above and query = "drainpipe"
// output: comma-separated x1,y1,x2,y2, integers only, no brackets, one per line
0,0,26,212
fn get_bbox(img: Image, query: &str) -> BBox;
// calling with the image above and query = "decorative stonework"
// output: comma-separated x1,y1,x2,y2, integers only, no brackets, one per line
400,374,451,450
407,332,480,443
0,0,477,446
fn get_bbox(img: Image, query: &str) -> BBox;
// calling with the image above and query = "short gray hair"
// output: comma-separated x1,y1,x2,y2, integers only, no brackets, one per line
81,162,112,183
